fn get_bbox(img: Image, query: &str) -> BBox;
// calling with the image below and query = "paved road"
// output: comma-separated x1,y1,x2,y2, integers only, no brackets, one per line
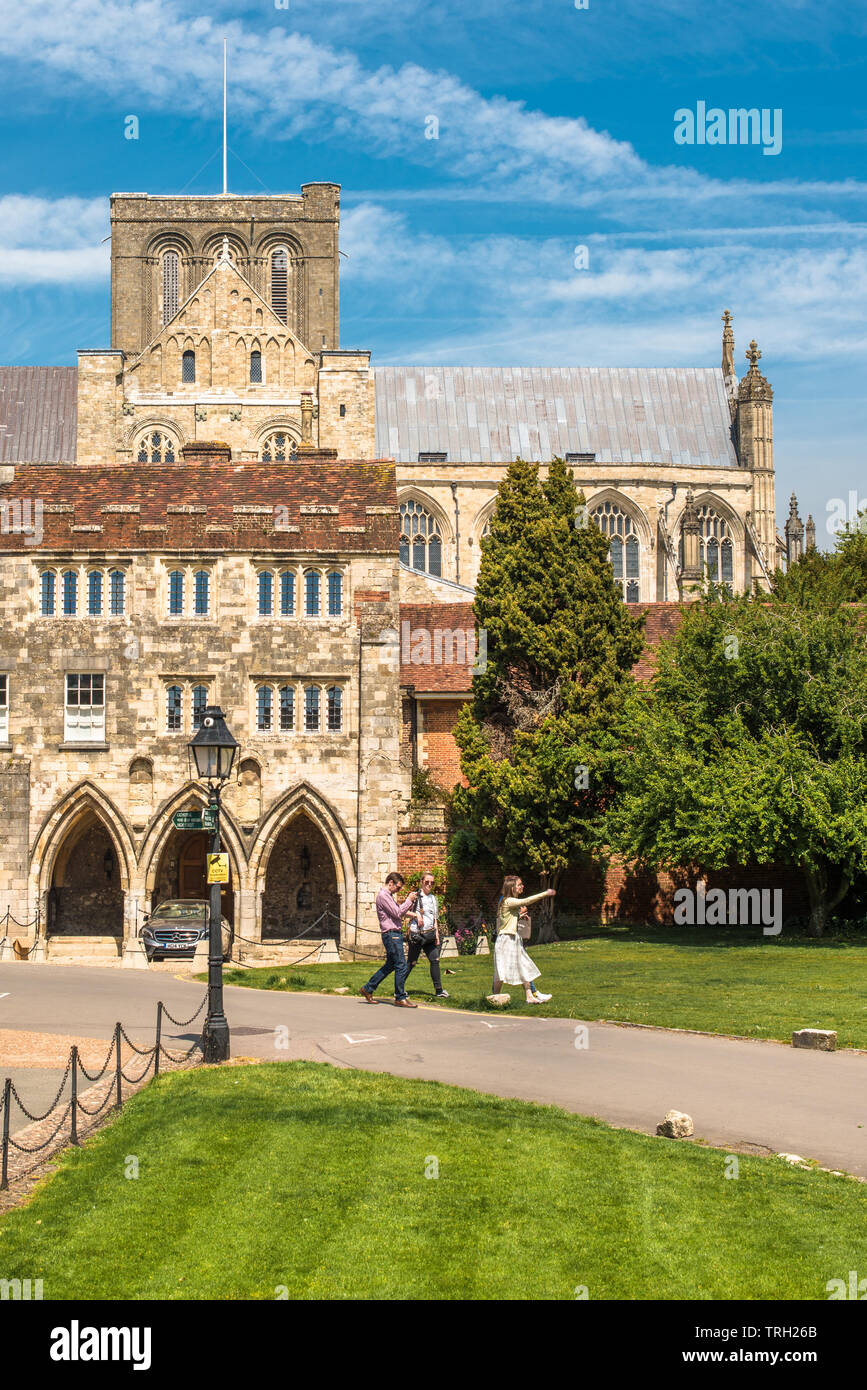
2,964,866,1176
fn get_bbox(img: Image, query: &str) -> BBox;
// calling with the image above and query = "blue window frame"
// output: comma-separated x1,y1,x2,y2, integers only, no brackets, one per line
305,569,320,617
257,685,272,732
258,571,273,616
280,570,295,616
193,570,209,616
327,570,342,617
41,571,55,616
168,571,184,615
166,685,183,732
192,685,208,729
327,686,342,732
87,571,103,616
109,569,125,616
304,685,320,732
279,685,294,731
62,569,78,616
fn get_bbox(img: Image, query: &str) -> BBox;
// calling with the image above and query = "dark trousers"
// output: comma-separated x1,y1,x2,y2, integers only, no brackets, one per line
405,932,442,993
365,930,409,1000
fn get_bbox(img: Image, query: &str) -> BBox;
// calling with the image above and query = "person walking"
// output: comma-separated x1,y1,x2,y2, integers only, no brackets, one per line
492,875,555,1004
360,873,418,1008
406,871,449,999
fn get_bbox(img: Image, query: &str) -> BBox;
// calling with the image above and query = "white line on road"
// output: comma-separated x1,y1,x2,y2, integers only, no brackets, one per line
0,993,9,999
342,1033,388,1045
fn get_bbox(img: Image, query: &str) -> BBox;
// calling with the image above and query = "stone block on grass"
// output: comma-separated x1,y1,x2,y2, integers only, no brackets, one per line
792,1028,837,1051
656,1110,694,1139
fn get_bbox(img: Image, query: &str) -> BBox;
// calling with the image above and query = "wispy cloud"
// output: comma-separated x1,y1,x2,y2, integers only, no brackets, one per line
0,195,108,283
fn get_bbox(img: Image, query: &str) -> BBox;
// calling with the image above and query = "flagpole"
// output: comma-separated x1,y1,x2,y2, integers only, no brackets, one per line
222,38,228,195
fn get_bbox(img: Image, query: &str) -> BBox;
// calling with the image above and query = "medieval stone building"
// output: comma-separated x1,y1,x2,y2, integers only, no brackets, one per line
0,183,793,959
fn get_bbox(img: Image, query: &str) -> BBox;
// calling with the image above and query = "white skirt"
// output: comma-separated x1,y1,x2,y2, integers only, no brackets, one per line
494,932,541,985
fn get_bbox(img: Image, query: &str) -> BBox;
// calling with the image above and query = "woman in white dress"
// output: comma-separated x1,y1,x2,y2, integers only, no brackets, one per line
492,875,555,1004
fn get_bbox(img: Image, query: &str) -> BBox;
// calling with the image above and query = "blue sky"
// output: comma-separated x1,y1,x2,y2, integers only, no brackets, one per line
0,0,865,541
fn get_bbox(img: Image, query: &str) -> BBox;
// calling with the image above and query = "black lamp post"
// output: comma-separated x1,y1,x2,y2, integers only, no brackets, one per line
188,705,238,1063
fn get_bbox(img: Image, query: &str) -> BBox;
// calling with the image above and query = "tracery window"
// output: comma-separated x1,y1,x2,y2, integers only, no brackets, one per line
136,430,177,464
399,499,442,576
591,500,641,602
260,432,298,462
698,506,734,587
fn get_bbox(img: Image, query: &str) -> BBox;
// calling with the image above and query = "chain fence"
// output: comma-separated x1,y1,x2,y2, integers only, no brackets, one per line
0,993,207,1192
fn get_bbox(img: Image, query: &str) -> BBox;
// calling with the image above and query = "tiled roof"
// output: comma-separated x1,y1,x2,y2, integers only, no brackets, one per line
375,366,740,468
0,367,77,462
0,461,399,553
399,600,687,693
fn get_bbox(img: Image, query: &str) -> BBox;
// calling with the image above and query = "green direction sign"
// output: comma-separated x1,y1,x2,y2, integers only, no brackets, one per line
172,808,217,831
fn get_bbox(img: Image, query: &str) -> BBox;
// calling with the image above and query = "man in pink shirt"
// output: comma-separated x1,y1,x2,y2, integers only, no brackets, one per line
360,872,418,1008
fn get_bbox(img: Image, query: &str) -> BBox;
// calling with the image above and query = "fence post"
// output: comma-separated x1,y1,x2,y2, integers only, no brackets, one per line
114,1023,122,1110
154,1001,162,1078
1,1077,10,1191
70,1046,79,1146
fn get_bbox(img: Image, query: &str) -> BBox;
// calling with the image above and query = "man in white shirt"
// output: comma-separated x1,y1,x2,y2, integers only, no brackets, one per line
405,871,449,999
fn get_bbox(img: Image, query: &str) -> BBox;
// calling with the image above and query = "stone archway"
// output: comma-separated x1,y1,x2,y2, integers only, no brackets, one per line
48,811,124,937
261,813,340,940
151,828,234,923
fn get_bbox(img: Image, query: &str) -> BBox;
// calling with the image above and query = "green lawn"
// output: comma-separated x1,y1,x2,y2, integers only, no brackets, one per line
220,925,867,1049
0,1062,863,1300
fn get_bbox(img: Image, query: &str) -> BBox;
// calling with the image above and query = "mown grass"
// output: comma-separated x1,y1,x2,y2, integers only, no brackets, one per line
219,924,867,1049
0,1062,863,1300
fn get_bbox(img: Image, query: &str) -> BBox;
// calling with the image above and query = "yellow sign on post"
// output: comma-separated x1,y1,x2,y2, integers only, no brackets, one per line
207,852,229,885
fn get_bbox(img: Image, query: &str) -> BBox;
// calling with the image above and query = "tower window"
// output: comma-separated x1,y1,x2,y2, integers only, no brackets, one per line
162,250,179,324
182,350,196,384
399,500,443,577
271,249,288,323
250,350,262,384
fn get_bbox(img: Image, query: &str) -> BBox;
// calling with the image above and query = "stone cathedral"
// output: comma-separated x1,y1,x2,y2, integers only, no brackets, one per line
0,184,803,962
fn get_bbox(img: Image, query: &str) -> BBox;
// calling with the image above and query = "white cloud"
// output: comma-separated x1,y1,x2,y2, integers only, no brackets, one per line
0,196,109,283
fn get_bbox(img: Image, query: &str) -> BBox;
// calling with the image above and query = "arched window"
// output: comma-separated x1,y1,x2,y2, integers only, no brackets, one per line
305,569,320,617
591,500,641,602
697,506,734,588
257,685,273,733
304,685,320,732
162,250,179,324
62,569,78,616
41,570,55,616
87,570,103,616
250,349,262,384
327,686,343,732
109,570,125,616
279,685,295,731
271,248,288,322
400,499,443,576
192,685,208,729
258,571,273,616
136,430,177,464
260,432,298,462
166,685,183,732
168,570,185,616
193,570,210,616
182,349,196,384
327,570,342,617
280,570,295,616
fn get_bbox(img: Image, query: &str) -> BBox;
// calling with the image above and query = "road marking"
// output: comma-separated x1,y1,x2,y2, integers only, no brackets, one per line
342,1033,388,1045
0,993,10,1000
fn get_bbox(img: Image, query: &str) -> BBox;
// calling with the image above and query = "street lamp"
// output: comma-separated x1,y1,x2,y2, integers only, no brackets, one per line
188,706,238,1063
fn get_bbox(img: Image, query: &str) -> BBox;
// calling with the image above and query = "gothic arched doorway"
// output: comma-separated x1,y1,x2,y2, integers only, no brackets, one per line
151,829,234,923
261,813,339,939
48,811,124,937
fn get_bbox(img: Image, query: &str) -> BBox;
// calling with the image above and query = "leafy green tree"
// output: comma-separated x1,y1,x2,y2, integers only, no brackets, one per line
772,515,867,607
451,458,644,939
608,593,867,935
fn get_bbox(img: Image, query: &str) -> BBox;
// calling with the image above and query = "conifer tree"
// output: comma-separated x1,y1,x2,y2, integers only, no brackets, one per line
451,458,644,939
